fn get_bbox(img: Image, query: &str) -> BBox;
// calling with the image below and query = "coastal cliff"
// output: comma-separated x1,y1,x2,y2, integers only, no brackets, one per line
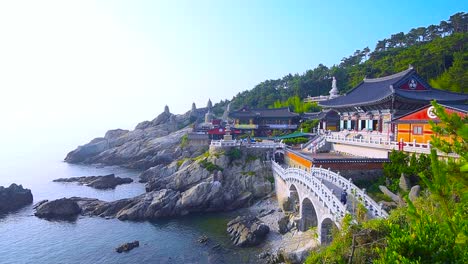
64,109,204,170
41,148,273,220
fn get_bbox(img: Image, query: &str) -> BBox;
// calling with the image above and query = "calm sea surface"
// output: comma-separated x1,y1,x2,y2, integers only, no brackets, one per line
0,153,262,264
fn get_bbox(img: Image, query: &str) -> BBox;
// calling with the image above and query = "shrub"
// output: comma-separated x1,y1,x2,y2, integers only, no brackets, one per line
199,159,223,172
283,137,309,146
180,134,189,148
225,148,242,161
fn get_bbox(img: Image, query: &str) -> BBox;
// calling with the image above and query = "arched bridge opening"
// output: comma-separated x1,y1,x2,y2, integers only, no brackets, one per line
300,197,318,232
320,218,338,244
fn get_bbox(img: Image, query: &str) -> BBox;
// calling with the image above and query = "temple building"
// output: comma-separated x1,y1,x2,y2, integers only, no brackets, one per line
228,107,300,136
319,67,468,138
302,110,340,131
392,103,467,144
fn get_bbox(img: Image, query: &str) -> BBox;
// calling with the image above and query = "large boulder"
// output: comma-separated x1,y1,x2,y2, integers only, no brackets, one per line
227,216,270,247
53,174,133,189
0,184,33,213
34,198,81,219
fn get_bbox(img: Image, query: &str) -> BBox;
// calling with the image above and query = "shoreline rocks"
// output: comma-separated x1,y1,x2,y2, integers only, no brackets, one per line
227,216,270,247
53,174,133,189
0,184,33,214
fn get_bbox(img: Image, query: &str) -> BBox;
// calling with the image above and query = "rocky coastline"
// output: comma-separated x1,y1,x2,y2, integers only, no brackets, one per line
57,108,315,263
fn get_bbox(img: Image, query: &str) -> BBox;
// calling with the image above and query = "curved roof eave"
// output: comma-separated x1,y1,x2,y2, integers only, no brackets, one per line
321,96,393,109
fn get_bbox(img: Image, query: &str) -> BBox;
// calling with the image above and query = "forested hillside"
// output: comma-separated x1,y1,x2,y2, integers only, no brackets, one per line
214,12,467,113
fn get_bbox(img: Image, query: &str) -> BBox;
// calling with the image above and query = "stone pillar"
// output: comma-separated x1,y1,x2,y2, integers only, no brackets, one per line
340,120,344,130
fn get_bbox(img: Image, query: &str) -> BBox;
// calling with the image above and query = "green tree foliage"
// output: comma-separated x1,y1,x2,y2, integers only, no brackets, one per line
225,148,242,162
270,95,321,114
282,137,309,146
299,119,319,133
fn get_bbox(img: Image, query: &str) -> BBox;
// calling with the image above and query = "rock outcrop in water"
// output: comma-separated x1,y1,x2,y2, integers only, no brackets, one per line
0,184,33,213
34,198,81,219
115,241,140,253
64,109,204,170
53,174,133,189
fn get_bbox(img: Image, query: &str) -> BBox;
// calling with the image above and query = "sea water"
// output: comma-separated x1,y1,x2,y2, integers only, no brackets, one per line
0,153,262,264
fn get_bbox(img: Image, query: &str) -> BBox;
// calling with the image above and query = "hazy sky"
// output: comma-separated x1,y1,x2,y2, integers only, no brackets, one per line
0,0,465,158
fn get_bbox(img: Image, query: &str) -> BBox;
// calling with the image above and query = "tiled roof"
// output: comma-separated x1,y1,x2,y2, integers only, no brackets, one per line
302,111,326,120
319,68,468,108
440,103,468,113
395,89,468,102
229,107,299,118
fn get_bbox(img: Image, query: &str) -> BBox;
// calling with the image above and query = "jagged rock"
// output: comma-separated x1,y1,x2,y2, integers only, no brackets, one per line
379,185,403,204
409,185,421,202
0,184,33,213
65,109,196,169
115,241,139,253
53,174,133,189
226,216,270,247
56,148,273,222
139,163,177,183
34,198,81,219
177,182,224,213
399,173,410,192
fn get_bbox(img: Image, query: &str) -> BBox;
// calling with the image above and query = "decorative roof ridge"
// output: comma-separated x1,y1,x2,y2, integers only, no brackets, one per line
363,68,414,83
249,107,291,111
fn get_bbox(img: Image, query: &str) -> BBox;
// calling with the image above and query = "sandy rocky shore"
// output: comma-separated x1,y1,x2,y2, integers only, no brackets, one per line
237,194,318,264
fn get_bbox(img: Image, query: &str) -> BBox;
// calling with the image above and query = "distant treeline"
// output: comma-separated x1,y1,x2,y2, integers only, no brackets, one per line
212,12,467,114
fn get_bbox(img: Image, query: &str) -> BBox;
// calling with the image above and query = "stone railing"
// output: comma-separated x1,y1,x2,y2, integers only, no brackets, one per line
326,134,397,150
303,134,327,153
311,166,388,218
272,161,349,222
326,134,459,158
210,140,240,147
211,140,285,149
247,142,285,149
301,134,320,150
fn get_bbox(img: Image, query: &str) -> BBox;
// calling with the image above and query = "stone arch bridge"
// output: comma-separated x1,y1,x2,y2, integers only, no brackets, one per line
271,160,388,244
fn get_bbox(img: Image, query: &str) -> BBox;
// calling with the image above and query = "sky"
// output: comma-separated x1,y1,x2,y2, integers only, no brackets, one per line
0,0,465,158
